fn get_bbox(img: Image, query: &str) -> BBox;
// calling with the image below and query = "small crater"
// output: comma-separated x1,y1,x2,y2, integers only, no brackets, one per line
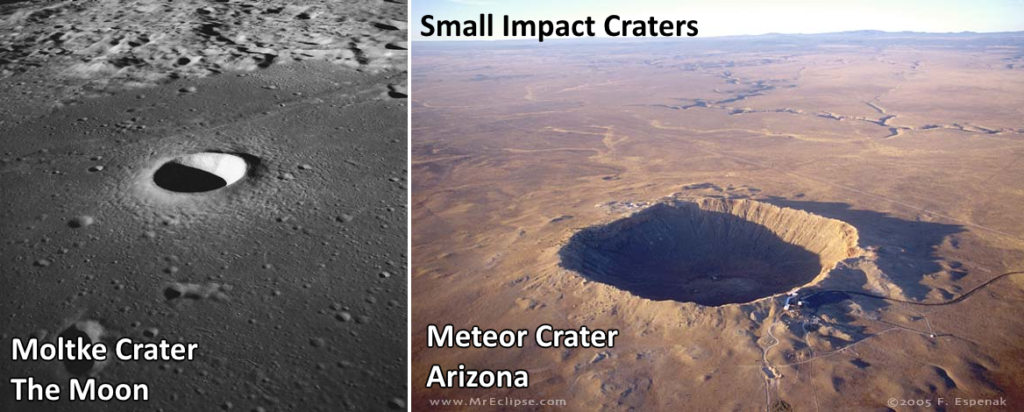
163,285,183,300
387,84,407,99
68,215,94,228
164,282,231,302
388,398,406,410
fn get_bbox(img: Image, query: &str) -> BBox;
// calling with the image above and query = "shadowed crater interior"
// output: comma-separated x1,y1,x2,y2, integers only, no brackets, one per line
153,152,248,193
58,325,94,375
560,199,859,306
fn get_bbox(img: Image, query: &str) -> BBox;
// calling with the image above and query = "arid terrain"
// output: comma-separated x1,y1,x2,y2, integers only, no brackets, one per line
412,32,1024,410
1,0,408,411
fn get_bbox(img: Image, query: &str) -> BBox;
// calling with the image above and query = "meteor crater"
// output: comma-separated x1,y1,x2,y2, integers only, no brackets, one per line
560,198,859,306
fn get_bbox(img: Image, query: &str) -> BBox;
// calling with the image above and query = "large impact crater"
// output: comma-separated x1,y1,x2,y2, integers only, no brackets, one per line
560,199,859,306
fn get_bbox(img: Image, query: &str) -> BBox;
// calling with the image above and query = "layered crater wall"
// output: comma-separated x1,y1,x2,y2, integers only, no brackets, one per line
560,198,860,306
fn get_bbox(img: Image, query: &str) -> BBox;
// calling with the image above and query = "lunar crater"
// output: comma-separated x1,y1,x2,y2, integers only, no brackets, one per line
152,152,253,193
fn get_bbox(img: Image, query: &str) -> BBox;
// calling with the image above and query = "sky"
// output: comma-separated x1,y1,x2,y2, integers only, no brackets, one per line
412,0,1024,40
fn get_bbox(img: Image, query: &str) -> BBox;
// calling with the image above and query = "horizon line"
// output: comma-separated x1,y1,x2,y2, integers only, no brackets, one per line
411,28,1024,42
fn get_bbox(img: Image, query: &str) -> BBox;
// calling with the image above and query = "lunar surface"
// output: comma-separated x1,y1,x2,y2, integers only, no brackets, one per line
0,0,408,119
412,32,1024,410
1,0,408,411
